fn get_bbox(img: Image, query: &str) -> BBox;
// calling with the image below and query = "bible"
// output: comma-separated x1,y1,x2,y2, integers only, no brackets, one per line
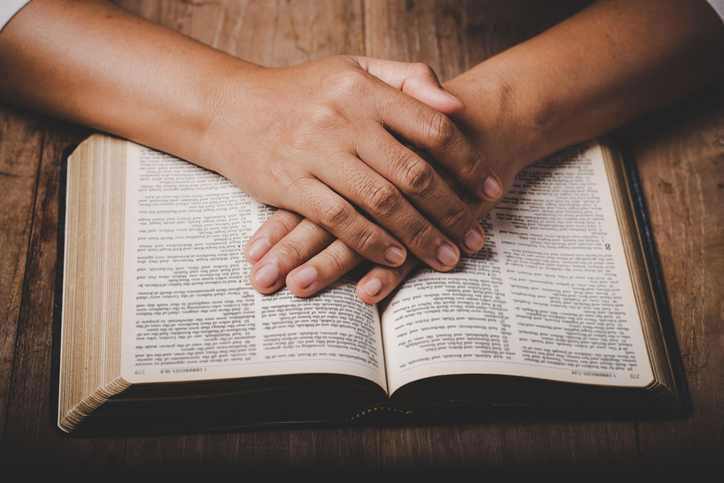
52,134,689,435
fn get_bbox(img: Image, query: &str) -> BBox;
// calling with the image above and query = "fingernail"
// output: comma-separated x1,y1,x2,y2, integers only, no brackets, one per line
247,237,271,262
385,246,406,265
254,263,278,288
437,244,459,267
464,227,485,251
483,176,503,200
292,267,317,290
362,278,382,297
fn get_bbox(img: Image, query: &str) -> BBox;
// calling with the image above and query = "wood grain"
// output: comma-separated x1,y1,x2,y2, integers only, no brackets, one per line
0,118,90,467
618,80,724,468
0,0,722,475
0,106,44,439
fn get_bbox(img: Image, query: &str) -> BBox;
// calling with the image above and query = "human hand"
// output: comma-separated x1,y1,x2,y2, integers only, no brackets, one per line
243,0,724,302
201,56,504,290
245,160,518,302
0,0,500,292
244,93,527,301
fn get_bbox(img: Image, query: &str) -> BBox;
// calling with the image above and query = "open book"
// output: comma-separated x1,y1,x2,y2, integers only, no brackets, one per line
53,134,689,435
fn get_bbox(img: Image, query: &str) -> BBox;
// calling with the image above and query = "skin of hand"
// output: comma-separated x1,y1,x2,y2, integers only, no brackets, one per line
244,0,724,303
202,55,508,285
0,0,505,276
245,94,510,300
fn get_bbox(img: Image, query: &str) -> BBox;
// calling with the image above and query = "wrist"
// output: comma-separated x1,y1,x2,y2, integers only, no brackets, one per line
438,28,574,176
189,58,267,178
442,62,554,176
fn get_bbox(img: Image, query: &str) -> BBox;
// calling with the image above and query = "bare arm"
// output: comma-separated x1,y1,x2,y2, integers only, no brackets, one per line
247,0,724,301
0,0,500,273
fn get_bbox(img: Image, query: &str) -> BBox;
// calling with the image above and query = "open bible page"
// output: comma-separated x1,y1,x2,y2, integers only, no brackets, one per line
119,143,386,390
382,142,654,394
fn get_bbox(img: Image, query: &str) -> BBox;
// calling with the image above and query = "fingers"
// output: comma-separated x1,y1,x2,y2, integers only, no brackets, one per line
248,214,337,294
247,143,476,276
355,257,419,305
246,208,419,304
357,57,465,119
230,57,496,274
286,237,418,305
239,57,500,289
316,151,484,272
286,239,364,297
245,210,305,265
369,80,504,203
352,129,487,254
280,176,409,269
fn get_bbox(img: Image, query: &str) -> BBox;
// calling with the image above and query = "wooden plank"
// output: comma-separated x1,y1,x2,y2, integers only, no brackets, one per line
1,0,721,473
117,0,364,66
0,118,91,466
364,0,571,81
0,104,44,440
617,79,724,470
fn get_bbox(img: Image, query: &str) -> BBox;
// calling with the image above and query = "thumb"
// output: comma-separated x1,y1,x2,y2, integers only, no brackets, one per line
356,57,465,118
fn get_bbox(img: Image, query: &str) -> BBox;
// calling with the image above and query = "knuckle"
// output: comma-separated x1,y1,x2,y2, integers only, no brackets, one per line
266,209,303,235
276,240,307,264
426,111,455,149
400,159,436,196
277,211,304,233
352,225,381,255
389,263,412,281
334,69,372,96
364,182,403,218
318,201,353,230
405,222,436,253
308,104,345,130
324,245,352,274
457,156,485,184
439,202,470,232
298,218,332,242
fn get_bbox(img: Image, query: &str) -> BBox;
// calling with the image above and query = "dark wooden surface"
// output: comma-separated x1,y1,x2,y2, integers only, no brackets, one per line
1,0,722,475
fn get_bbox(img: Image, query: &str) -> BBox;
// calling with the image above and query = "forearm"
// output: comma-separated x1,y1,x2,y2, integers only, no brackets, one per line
443,0,724,182
245,0,724,303
1,0,501,274
0,0,251,168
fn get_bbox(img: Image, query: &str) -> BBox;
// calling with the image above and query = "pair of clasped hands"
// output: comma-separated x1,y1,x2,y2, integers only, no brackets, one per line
233,57,507,305
0,1,519,305
4,1,720,306
0,1,515,305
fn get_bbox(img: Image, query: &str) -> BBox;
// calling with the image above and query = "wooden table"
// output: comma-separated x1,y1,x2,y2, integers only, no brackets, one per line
1,0,722,475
